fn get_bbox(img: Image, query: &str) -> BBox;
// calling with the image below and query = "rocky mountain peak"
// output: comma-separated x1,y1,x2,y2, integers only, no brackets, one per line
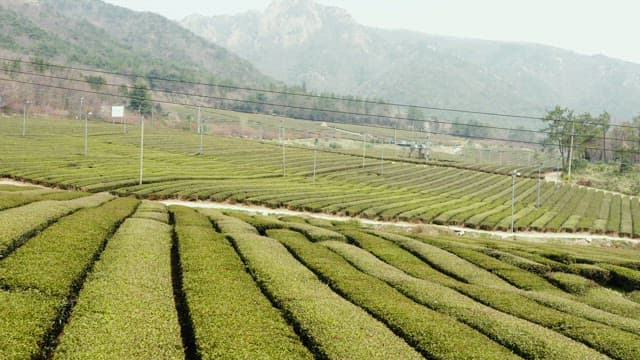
259,0,353,47
181,0,640,120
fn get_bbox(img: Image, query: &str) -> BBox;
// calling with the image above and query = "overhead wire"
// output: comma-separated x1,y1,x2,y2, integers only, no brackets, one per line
5,66,635,144
0,56,548,120
1,75,639,156
3,56,637,130
1,66,552,137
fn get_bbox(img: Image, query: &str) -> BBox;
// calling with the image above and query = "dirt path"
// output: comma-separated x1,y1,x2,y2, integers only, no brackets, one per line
2,177,636,245
161,199,639,245
0,178,46,188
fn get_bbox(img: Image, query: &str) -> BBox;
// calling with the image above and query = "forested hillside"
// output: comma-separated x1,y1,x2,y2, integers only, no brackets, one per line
183,0,640,121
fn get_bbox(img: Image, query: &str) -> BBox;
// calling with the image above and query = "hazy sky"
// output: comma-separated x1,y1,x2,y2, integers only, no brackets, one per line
104,0,640,64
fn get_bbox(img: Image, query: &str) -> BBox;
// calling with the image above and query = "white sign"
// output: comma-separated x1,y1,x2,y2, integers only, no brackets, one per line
111,106,124,118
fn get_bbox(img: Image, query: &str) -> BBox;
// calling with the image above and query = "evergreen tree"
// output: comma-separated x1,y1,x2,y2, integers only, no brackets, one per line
129,83,152,115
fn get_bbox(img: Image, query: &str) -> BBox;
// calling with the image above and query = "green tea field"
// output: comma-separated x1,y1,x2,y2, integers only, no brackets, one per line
1,186,639,359
0,116,637,237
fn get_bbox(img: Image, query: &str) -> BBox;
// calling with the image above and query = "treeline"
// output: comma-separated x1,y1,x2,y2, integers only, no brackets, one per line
543,106,640,171
2,56,542,144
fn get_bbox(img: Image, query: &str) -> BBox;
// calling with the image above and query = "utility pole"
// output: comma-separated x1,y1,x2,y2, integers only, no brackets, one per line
81,98,88,157
602,127,606,163
568,120,575,182
424,138,431,164
22,100,29,136
313,138,318,184
198,106,203,155
381,143,385,175
511,169,521,233
79,97,84,122
536,165,542,208
394,125,397,144
281,120,286,177
123,106,127,134
362,133,367,168
556,158,561,189
139,107,144,185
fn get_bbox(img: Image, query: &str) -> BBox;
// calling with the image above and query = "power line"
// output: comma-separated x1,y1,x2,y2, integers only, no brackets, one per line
2,66,552,137
0,75,550,146
0,56,549,120
2,75,639,156
5,56,636,130
5,66,633,143
3,69,634,145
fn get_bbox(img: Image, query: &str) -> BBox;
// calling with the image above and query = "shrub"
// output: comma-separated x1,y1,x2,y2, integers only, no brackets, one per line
606,195,622,234
599,263,640,291
0,193,114,257
482,249,551,274
170,206,311,359
323,241,607,360
0,197,139,297
54,217,182,359
268,229,518,359
568,264,611,284
228,232,422,359
363,231,515,289
545,272,598,295
0,290,59,359
198,209,258,234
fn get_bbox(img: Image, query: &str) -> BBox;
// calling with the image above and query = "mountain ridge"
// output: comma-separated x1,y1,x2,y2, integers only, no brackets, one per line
181,0,640,121
0,0,272,86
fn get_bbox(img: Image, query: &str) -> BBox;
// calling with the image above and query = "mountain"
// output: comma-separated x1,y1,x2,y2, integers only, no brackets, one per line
0,0,271,86
0,0,397,128
182,0,640,121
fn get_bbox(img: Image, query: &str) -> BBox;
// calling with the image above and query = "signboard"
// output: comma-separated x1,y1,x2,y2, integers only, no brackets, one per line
111,106,124,118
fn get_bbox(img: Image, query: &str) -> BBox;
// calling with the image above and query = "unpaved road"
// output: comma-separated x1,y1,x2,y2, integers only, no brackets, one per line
161,199,639,245
0,179,45,188
2,178,636,245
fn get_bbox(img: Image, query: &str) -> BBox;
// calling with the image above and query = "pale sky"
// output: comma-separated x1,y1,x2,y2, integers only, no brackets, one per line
104,0,640,64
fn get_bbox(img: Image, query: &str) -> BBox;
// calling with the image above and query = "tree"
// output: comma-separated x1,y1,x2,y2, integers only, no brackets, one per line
407,107,425,138
85,75,106,91
542,106,604,170
31,57,49,73
129,82,152,115
451,119,488,138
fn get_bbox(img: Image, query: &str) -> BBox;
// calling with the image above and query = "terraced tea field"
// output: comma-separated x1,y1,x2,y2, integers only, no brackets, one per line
0,116,638,237
1,187,640,359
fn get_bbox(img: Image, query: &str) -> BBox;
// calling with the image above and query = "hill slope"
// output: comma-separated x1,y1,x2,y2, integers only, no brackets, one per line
0,0,271,85
182,0,640,120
